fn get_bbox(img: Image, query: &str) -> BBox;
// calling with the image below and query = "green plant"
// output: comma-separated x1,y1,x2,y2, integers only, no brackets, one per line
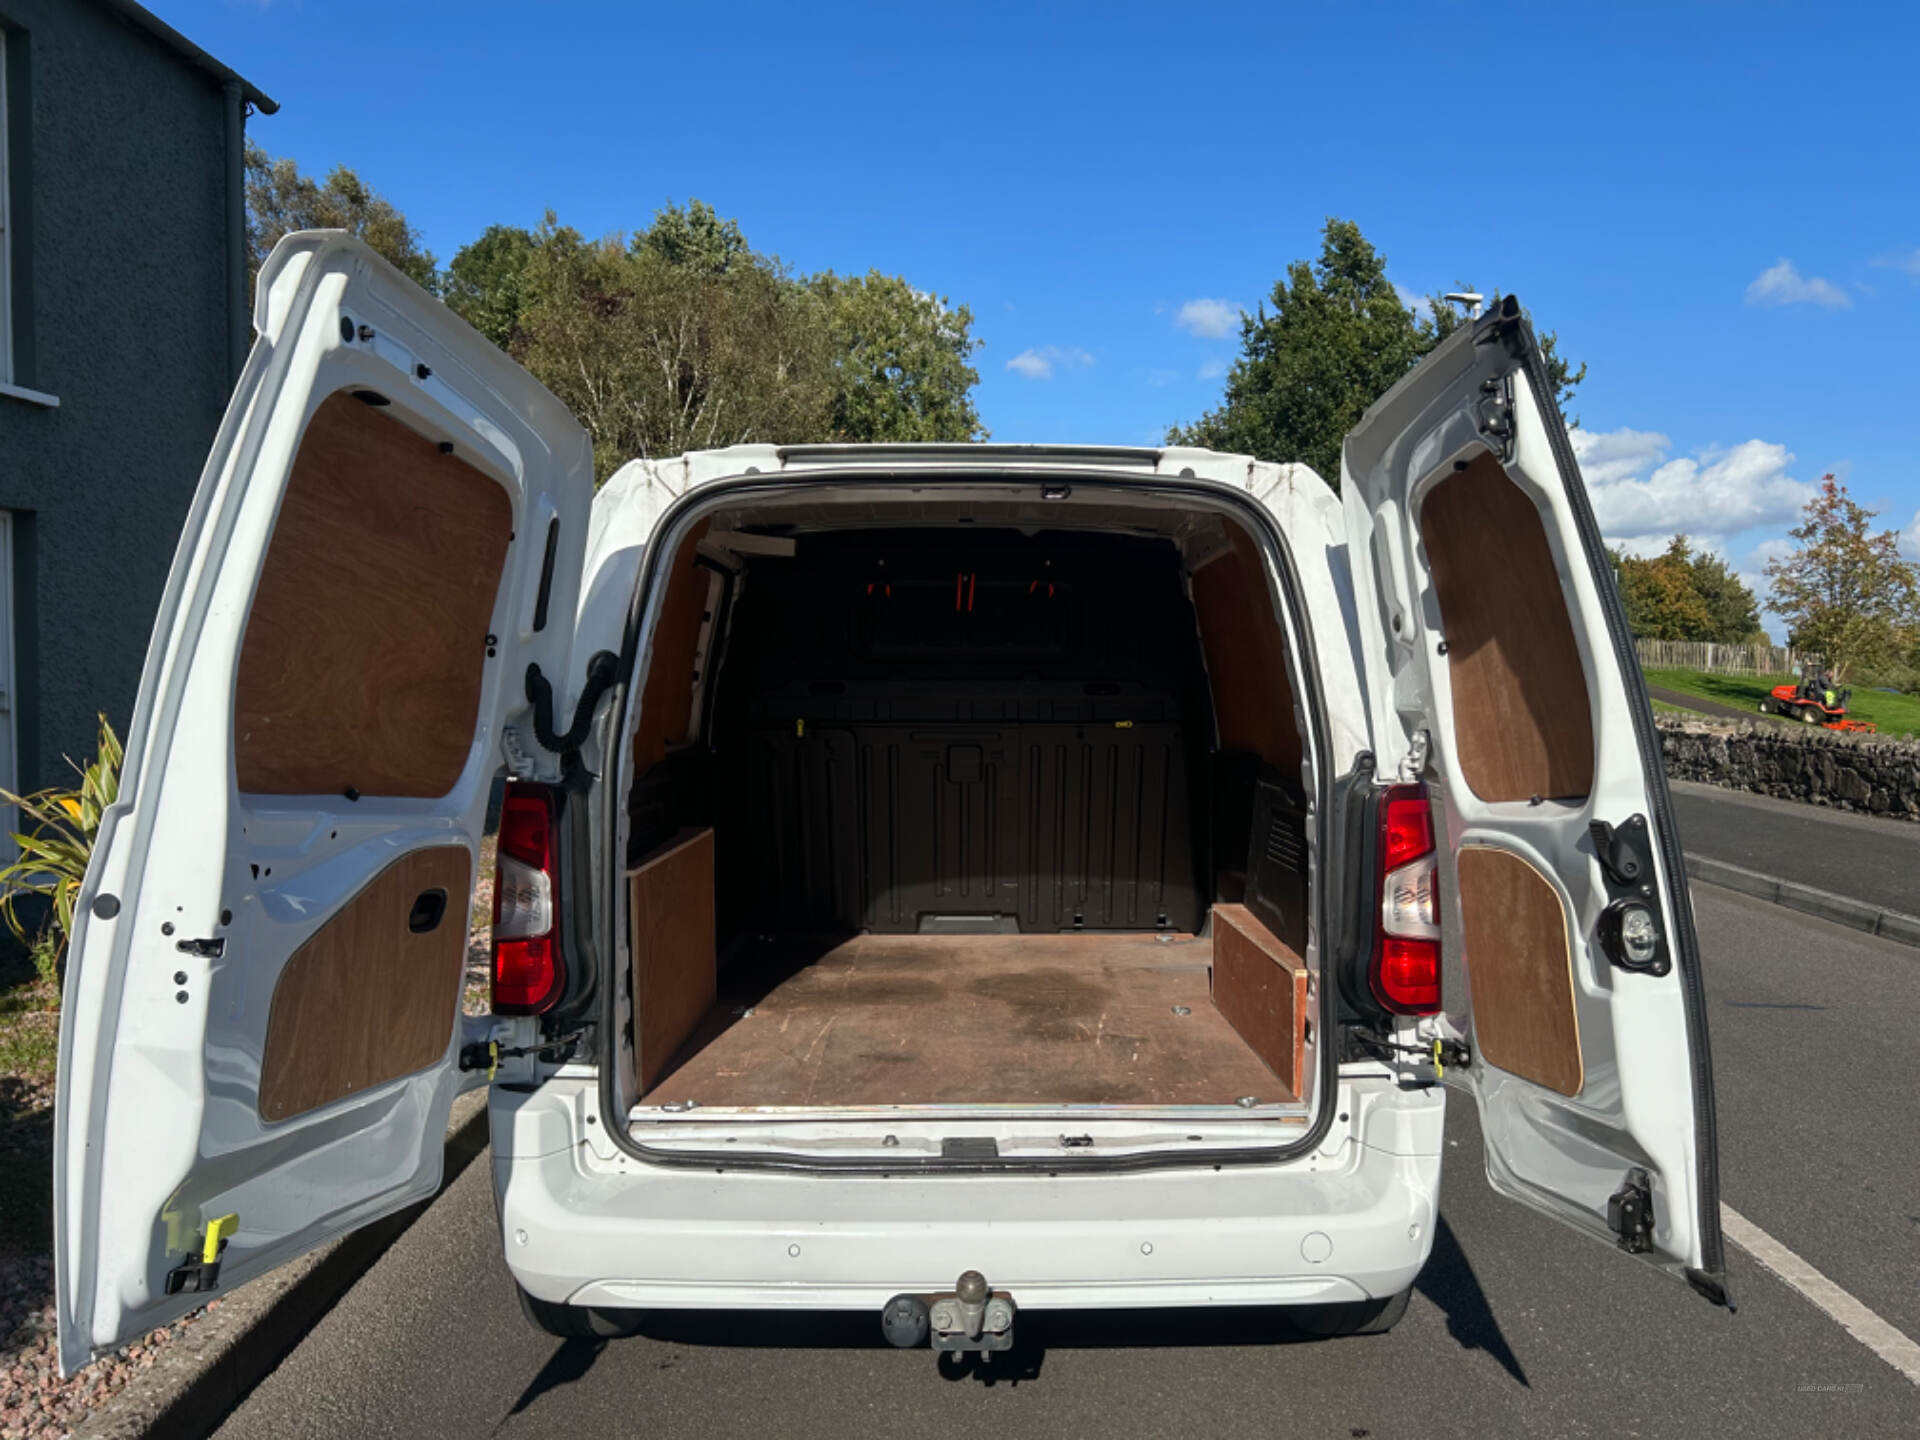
0,714,123,981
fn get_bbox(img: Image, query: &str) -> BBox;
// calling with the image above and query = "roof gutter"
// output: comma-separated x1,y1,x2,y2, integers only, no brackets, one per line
96,0,279,113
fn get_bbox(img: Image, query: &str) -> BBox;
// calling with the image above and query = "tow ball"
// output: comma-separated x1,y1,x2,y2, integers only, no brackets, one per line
882,1271,1017,1352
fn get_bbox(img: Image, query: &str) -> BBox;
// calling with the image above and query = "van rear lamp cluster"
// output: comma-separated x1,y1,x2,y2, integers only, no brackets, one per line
1371,784,1441,1014
492,782,565,1015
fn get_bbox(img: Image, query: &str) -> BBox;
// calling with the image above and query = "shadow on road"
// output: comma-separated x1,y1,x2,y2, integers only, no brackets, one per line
495,1215,1527,1398
1415,1217,1530,1387
506,1338,608,1418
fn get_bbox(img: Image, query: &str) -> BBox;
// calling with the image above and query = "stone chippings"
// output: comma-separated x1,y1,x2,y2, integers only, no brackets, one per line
1657,715,1920,822
0,1254,217,1439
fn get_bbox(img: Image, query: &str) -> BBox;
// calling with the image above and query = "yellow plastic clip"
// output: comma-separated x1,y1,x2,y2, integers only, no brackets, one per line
203,1213,239,1265
795,718,806,738
1432,1037,1445,1081
1114,719,1134,729
487,1040,500,1081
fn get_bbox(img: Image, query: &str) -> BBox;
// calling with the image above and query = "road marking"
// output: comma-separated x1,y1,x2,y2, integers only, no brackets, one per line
1722,1202,1920,1387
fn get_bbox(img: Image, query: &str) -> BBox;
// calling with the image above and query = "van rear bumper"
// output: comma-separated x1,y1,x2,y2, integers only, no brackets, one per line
490,1076,1444,1312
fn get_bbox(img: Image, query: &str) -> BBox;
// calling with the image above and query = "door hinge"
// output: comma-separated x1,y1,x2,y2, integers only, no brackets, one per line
1473,375,1516,458
1399,729,1431,782
1607,1168,1656,1254
164,1212,238,1295
500,725,537,780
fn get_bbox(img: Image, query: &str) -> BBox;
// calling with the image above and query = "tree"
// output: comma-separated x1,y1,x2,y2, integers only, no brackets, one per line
446,202,988,479
508,208,834,479
243,142,437,289
1169,218,1585,484
808,272,985,443
1684,544,1764,642
1613,539,1717,640
1612,536,1761,641
442,224,539,349
1766,476,1920,680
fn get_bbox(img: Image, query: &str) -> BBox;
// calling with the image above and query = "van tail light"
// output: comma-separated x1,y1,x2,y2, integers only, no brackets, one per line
1371,784,1441,1014
492,783,565,1015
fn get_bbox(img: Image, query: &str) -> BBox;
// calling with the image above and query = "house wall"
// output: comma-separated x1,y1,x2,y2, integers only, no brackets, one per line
0,0,237,788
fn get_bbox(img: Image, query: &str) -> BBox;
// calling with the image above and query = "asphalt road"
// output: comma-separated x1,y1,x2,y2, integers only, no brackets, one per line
211,880,1920,1439
1668,779,1920,916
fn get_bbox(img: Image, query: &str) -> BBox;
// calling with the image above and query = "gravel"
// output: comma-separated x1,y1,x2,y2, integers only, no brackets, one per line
0,1256,220,1440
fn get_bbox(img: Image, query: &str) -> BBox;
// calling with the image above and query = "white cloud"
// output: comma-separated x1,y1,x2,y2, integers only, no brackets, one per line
1174,299,1239,339
1872,248,1920,279
1004,346,1093,381
1745,259,1851,308
1391,282,1434,322
1197,358,1228,381
1571,426,1818,544
1901,509,1920,561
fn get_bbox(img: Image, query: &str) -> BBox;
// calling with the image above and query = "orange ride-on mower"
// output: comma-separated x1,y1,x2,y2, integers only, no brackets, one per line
1759,664,1878,733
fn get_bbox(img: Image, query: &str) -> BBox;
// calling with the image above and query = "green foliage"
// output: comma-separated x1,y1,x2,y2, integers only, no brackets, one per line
244,142,438,290
447,203,986,480
507,209,833,480
1613,536,1762,642
0,715,123,983
244,147,990,476
808,271,985,444
1765,476,1920,682
442,224,539,349
1168,219,1585,484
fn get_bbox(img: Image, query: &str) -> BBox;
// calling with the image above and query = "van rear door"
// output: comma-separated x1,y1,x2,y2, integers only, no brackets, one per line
1340,298,1726,1304
54,233,593,1371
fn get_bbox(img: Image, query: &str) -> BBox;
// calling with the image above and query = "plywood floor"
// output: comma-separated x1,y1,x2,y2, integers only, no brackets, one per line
642,933,1292,1108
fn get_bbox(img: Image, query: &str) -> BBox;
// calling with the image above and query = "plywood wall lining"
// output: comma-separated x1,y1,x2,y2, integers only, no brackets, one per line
631,827,718,1094
1189,525,1302,776
1456,846,1583,1097
1209,902,1308,1099
258,845,472,1123
1419,453,1595,803
631,520,714,778
234,391,514,798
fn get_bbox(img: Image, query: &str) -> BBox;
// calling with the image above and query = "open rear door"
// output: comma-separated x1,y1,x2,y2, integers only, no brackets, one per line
1342,298,1727,1304
54,233,593,1370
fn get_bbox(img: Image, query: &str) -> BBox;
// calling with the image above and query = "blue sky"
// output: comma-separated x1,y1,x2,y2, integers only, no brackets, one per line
168,0,1919,636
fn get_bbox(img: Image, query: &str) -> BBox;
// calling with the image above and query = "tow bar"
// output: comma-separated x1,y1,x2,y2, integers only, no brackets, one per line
882,1271,1017,1352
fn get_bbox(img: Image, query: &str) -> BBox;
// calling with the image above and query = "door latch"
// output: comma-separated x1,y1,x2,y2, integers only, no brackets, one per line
165,1212,238,1294
1607,1169,1655,1255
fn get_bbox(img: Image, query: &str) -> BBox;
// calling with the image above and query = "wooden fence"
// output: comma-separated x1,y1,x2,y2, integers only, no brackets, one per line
1634,638,1810,677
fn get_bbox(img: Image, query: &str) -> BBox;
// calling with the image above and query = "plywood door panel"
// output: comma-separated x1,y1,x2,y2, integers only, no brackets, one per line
1419,453,1594,803
258,845,472,1123
1189,525,1302,776
234,391,514,799
631,827,717,1093
1456,846,1583,1097
1208,902,1308,1096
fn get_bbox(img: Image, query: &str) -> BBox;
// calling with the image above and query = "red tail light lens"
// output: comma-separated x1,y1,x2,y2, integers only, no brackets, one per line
492,784,564,1015
1371,784,1441,1015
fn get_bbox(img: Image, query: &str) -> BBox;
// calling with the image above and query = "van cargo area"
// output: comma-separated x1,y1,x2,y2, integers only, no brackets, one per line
617,510,1316,1115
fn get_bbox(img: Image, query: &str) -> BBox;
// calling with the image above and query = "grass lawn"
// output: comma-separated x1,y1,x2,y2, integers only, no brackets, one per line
1643,667,1920,738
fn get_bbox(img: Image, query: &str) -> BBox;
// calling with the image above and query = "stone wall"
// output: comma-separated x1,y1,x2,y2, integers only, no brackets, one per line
1657,716,1920,822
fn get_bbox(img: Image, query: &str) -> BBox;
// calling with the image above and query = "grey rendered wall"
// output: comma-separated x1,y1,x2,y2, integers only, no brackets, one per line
0,0,236,789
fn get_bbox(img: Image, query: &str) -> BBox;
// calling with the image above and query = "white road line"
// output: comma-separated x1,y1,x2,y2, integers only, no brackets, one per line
1722,1202,1920,1387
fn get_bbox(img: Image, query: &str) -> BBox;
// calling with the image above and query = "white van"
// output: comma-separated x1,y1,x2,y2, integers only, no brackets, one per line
54,233,1726,1371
